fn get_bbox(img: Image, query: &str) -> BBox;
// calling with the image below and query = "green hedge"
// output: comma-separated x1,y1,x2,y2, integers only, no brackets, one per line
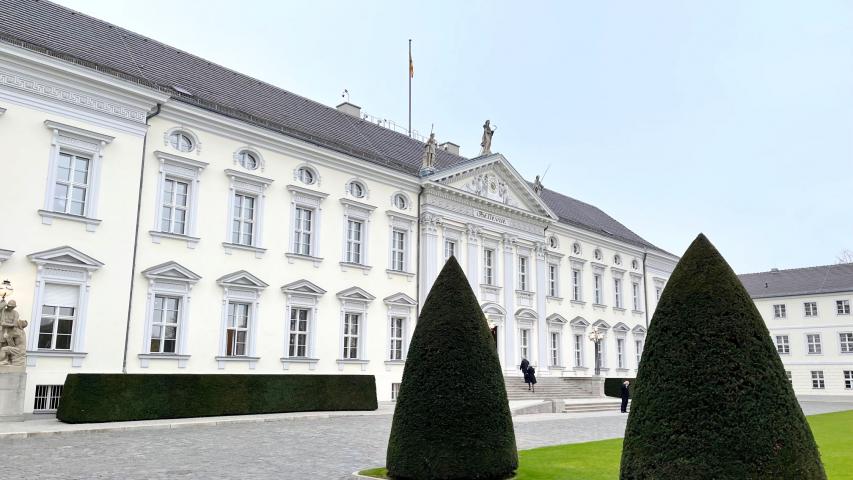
605,378,635,398
56,374,377,423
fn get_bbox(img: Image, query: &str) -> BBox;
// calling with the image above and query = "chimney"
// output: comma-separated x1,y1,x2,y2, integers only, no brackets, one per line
439,141,460,156
336,101,361,118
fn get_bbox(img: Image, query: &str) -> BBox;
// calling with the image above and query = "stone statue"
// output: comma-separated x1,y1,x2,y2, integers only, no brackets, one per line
0,299,27,367
419,132,437,176
479,120,496,156
532,175,544,195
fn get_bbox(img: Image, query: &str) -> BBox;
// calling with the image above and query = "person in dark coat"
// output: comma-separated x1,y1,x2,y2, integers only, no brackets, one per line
520,358,530,384
526,366,537,393
620,380,630,413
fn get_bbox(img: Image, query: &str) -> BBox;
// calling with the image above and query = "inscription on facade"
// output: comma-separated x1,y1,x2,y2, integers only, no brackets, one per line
475,209,508,226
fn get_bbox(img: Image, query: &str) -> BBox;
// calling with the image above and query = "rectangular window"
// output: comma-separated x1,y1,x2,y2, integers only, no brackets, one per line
391,229,406,271
775,335,790,354
33,385,63,413
593,273,602,304
811,370,825,389
550,332,560,366
572,268,582,301
52,152,90,216
391,382,401,401
342,313,360,359
518,256,529,291
773,304,787,319
804,302,818,317
635,339,643,366
346,220,363,264
483,248,495,285
160,178,189,234
574,334,583,367
840,333,853,353
548,264,558,297
231,193,256,245
150,295,180,353
655,287,662,300
519,328,530,360
806,334,822,354
293,207,313,255
632,282,641,311
288,308,310,357
617,338,625,368
786,371,792,383
845,371,853,390
444,240,456,260
837,300,850,315
614,278,623,308
37,283,79,350
389,316,405,361
226,302,250,356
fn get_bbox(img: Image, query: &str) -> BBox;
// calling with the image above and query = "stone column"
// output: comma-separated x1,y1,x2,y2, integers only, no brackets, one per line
0,366,26,419
502,234,517,374
465,224,481,295
419,213,442,305
535,242,549,371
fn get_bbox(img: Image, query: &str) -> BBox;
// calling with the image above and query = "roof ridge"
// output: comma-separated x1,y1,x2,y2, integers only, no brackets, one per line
738,262,853,277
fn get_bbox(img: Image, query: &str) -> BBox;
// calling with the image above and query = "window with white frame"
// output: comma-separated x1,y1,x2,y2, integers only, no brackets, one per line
574,334,584,367
837,300,850,315
483,248,495,285
37,283,79,350
216,271,265,367
346,220,364,264
342,312,361,359
572,242,581,255
616,338,625,368
594,249,602,261
160,178,189,235
150,151,206,244
806,334,822,354
572,268,582,301
550,331,560,367
445,239,456,260
392,193,408,210
635,339,643,366
236,150,259,170
224,170,272,254
655,287,662,300
391,229,407,271
614,278,623,308
287,185,327,260
593,273,603,304
295,166,316,185
231,193,256,246
775,335,790,354
225,302,250,356
168,130,195,153
632,281,641,311
40,121,114,229
348,180,366,198
804,302,818,317
518,256,529,291
773,304,787,319
519,328,530,360
845,371,853,390
811,370,825,389
139,261,200,367
785,371,792,383
548,264,558,297
33,385,63,413
150,295,180,354
391,382,401,400
840,332,853,353
340,199,375,267
293,207,313,255
289,308,310,357
389,316,405,360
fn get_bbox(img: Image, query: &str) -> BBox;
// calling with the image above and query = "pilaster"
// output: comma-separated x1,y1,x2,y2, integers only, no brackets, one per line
535,242,549,370
465,224,481,294
502,234,517,373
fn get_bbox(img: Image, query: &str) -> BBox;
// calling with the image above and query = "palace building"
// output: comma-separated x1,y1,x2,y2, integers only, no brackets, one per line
0,0,677,412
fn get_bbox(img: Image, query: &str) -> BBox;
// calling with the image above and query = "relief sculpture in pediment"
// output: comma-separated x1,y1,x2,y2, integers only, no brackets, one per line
462,172,515,207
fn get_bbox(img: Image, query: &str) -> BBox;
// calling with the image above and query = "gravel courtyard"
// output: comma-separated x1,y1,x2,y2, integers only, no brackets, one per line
3,401,849,480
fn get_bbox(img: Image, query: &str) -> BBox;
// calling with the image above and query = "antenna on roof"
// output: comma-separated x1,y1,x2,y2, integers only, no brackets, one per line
540,164,551,182
341,89,350,102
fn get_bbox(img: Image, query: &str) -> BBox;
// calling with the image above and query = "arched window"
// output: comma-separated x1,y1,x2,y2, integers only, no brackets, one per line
572,242,582,255
631,259,639,270
168,131,194,153
594,248,603,261
548,236,559,249
237,151,259,170
614,254,622,265
296,167,316,185
393,193,408,210
348,180,366,198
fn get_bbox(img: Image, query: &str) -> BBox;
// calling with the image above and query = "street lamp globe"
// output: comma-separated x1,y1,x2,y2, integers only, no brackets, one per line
0,279,13,300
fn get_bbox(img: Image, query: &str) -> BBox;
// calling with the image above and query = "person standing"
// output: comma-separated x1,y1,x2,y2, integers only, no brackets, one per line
520,358,529,384
620,380,630,413
526,366,537,393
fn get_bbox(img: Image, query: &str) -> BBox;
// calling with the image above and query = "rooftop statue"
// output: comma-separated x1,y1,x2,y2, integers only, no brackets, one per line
480,120,496,156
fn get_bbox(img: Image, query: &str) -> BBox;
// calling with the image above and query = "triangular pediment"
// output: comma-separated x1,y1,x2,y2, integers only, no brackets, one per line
280,279,326,296
141,261,201,282
632,325,647,335
592,319,611,330
426,154,557,220
28,246,104,270
217,270,268,289
383,292,417,306
336,286,375,302
613,322,631,333
515,308,538,320
569,316,590,327
546,313,568,325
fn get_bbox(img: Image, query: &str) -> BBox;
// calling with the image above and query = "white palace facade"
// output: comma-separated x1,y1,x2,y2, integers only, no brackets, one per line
0,1,677,412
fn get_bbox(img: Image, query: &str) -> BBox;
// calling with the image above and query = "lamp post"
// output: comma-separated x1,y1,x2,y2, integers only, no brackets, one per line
0,279,12,300
588,327,604,376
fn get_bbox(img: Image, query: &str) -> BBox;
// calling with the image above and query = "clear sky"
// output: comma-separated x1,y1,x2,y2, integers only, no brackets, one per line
53,0,853,273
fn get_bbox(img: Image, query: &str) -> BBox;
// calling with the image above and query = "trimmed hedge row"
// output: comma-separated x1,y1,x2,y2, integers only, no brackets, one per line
604,378,635,398
56,373,377,423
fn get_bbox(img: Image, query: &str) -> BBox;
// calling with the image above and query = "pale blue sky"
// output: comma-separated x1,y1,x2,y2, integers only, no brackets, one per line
55,0,853,273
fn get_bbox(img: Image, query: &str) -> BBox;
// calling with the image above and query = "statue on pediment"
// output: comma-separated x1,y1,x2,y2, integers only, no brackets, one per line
419,132,437,176
480,120,496,156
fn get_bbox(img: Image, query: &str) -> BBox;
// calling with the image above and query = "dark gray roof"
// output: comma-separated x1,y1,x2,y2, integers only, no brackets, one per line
0,0,667,254
738,263,853,299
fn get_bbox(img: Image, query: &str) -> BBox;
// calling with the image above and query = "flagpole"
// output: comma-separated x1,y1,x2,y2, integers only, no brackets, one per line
408,39,412,137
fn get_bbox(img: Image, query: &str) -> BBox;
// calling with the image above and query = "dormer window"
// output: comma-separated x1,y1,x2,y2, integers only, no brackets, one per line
169,131,194,153
237,151,259,170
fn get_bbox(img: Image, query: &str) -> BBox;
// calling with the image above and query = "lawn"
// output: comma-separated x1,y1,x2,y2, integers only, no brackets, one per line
359,409,853,479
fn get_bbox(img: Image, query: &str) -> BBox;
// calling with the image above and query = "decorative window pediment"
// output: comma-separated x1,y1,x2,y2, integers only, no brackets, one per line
481,302,507,316
216,270,268,290
383,292,417,307
336,286,376,303
515,307,538,324
592,319,611,330
632,325,647,335
141,261,201,283
547,313,568,327
613,322,631,334
570,316,590,328
0,249,12,263
28,246,104,271
281,279,327,297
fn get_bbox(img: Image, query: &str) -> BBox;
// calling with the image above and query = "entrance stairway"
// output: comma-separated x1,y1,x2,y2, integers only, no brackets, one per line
504,375,623,414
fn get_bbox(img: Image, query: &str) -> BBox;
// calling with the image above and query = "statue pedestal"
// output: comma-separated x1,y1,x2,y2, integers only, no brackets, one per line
0,366,26,419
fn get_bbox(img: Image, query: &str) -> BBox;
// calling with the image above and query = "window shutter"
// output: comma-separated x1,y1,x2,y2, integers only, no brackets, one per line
42,284,80,308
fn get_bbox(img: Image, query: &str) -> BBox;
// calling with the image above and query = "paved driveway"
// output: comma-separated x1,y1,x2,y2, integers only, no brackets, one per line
2,401,848,480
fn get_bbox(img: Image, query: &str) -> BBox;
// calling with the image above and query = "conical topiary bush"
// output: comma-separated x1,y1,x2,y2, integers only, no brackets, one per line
620,234,825,479
386,256,517,480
